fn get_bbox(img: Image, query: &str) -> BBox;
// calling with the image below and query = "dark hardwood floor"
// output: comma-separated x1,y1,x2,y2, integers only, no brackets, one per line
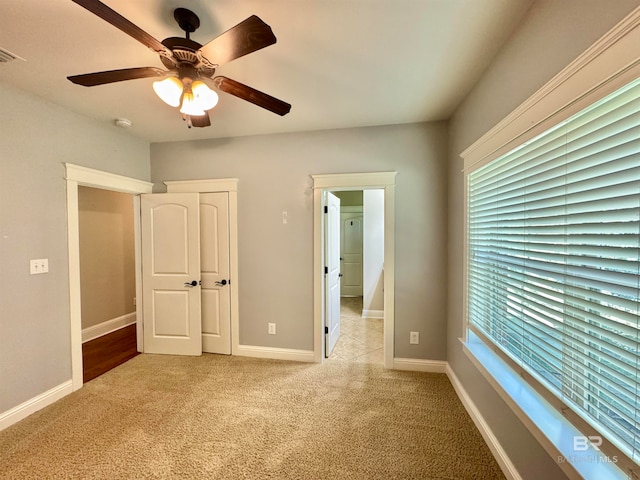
82,324,139,383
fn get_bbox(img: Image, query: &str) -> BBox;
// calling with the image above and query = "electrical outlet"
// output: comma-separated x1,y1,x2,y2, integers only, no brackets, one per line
268,323,276,335
30,258,49,275
410,331,419,345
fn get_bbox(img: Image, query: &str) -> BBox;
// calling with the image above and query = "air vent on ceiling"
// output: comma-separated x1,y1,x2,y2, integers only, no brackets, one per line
0,47,26,64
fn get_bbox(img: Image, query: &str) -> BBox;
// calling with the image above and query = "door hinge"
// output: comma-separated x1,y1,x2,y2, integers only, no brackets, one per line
324,266,328,275
324,326,328,334
324,205,328,214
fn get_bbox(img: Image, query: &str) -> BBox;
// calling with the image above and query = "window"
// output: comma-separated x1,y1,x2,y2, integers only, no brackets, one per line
466,77,640,465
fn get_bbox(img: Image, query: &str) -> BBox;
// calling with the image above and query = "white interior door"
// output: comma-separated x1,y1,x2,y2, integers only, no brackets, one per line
141,193,202,356
340,213,363,296
325,192,341,356
200,192,231,354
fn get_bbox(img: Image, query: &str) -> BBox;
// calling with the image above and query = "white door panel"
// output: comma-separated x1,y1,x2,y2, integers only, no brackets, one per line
340,214,363,296
325,192,341,356
152,291,191,336
141,193,202,356
342,262,362,288
200,192,231,354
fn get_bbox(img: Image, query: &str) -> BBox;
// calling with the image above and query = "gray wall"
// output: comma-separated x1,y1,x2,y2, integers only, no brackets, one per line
363,190,385,313
150,122,448,359
78,187,136,330
333,191,363,207
0,83,150,413
447,0,640,478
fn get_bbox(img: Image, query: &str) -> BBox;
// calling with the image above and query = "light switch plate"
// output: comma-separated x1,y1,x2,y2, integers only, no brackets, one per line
30,258,49,274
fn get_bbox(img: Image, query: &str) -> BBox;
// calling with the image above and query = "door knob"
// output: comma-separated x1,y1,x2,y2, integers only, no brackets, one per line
215,279,228,286
184,280,198,287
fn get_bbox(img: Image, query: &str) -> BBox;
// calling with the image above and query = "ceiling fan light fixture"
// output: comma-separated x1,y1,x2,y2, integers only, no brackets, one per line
179,90,206,116
153,76,183,107
192,80,219,111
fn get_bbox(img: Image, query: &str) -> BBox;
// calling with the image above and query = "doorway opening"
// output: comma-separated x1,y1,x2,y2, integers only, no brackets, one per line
65,164,153,391
312,172,396,368
78,186,139,382
326,189,384,364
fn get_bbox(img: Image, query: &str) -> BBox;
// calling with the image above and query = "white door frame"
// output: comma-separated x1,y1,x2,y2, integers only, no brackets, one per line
164,179,240,356
64,163,153,391
312,172,396,368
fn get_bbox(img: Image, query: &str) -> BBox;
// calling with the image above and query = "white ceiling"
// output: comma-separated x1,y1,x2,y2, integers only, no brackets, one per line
0,0,533,143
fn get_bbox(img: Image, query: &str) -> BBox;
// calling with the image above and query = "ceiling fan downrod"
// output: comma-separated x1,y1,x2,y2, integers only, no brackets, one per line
174,8,200,40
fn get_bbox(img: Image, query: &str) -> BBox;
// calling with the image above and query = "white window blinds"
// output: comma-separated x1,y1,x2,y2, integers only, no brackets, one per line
467,77,640,462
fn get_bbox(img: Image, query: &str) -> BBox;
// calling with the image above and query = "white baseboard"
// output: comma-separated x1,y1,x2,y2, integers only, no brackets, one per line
0,380,73,432
236,345,315,363
82,312,136,343
446,364,521,480
362,309,384,319
393,357,447,373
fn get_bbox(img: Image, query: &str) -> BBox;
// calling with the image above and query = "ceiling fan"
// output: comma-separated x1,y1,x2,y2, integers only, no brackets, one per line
67,0,291,128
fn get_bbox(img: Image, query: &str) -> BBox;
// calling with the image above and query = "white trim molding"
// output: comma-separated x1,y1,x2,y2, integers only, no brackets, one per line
0,381,73,432
462,6,640,172
393,358,447,373
82,313,136,343
312,172,397,190
236,345,315,363
164,178,239,193
362,309,384,319
65,163,153,194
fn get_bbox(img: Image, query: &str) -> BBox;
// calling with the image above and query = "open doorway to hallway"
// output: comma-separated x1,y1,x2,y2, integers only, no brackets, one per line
325,189,385,364
312,171,396,368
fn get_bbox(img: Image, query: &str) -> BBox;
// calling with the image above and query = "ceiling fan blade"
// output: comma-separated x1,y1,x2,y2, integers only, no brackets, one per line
68,67,166,86
190,112,211,128
213,76,291,116
199,15,277,67
71,0,172,58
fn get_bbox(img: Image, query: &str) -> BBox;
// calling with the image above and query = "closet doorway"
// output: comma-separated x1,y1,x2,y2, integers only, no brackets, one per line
65,163,153,391
78,186,138,382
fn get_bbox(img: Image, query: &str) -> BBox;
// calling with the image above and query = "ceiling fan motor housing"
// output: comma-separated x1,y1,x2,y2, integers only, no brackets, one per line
160,37,216,77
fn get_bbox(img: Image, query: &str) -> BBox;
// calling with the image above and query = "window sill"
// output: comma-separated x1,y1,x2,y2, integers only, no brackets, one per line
461,334,631,480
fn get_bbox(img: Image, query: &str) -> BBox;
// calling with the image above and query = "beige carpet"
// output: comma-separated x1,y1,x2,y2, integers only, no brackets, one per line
0,354,505,479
